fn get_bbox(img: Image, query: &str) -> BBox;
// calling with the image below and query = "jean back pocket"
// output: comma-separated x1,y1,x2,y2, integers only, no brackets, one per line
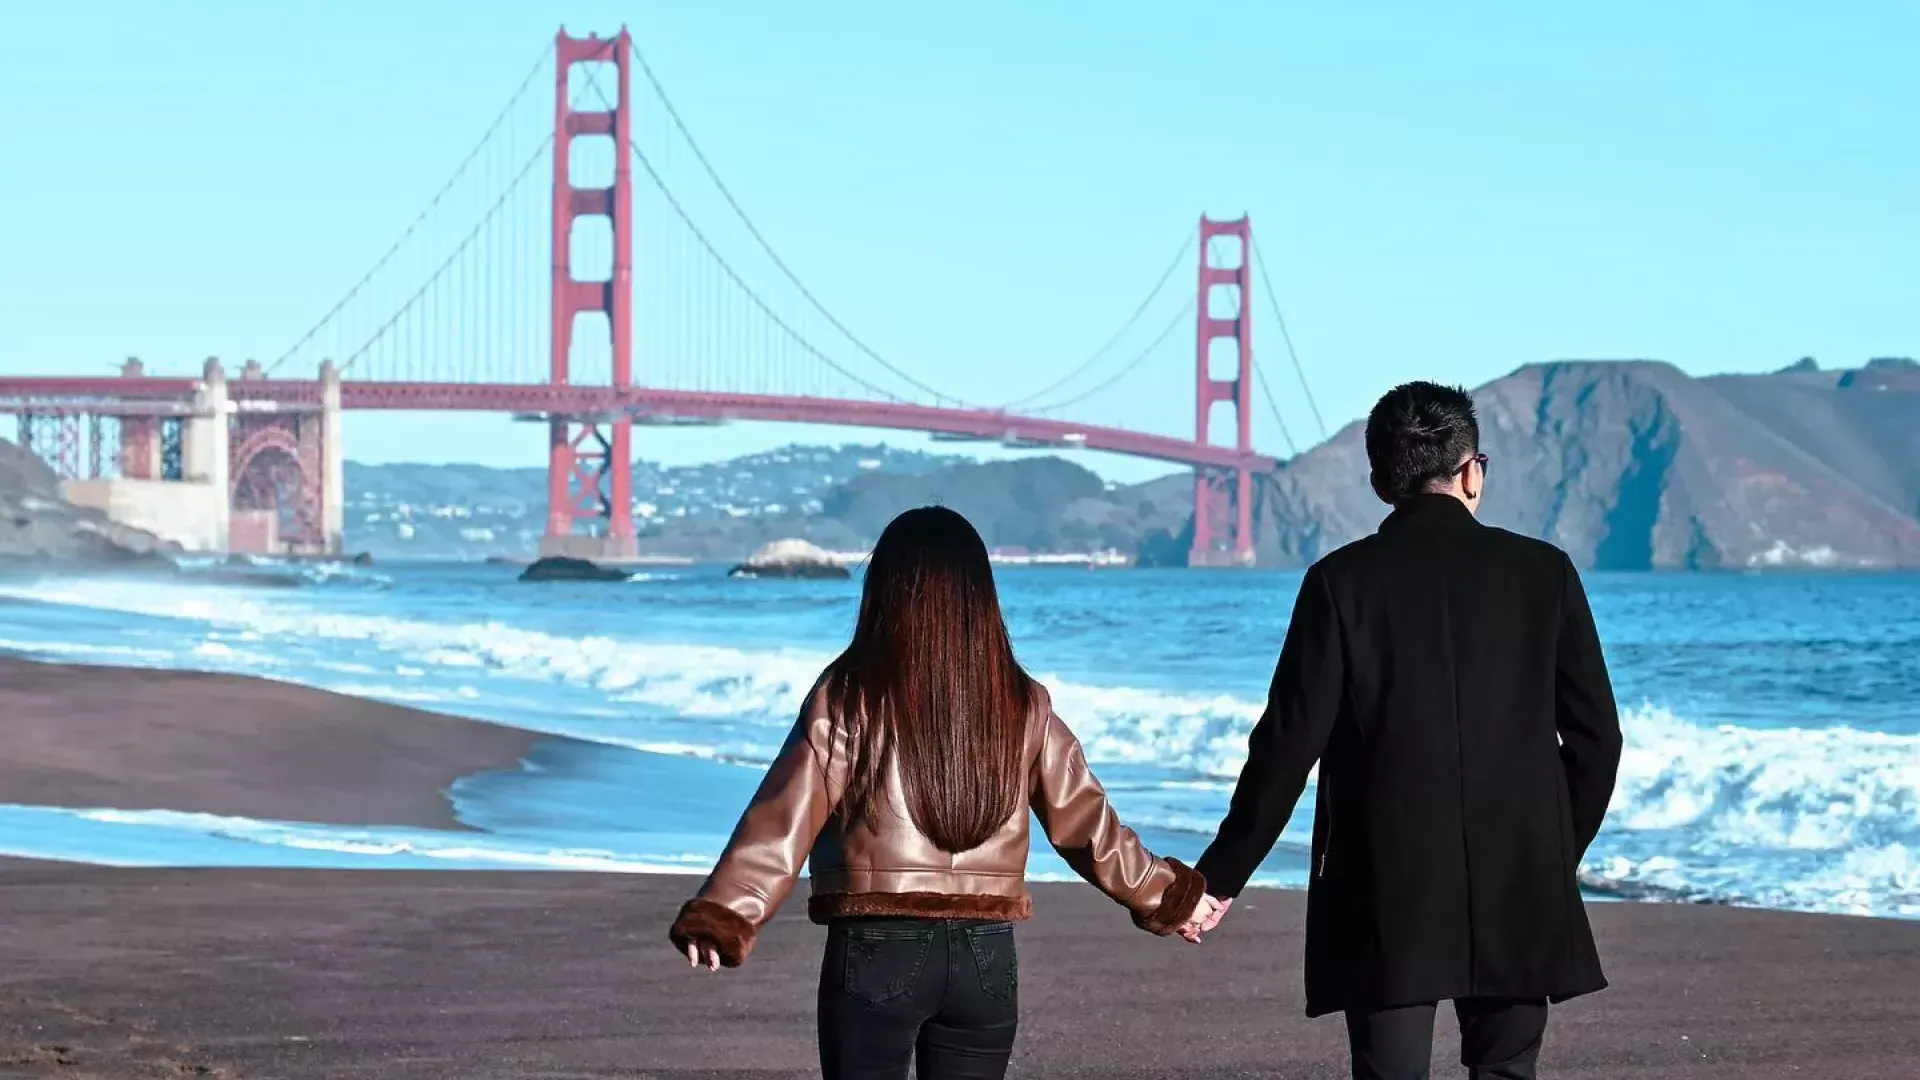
841,925,934,1008
964,923,1017,1002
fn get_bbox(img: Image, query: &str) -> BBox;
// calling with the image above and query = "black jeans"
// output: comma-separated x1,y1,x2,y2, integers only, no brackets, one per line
1346,998,1548,1080
818,917,1018,1080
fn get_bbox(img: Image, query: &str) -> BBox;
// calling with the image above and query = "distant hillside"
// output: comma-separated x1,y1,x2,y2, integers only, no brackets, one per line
344,444,968,558
819,457,1189,555
1703,357,1920,526
343,360,1920,569
345,439,1189,561
1251,359,1920,570
622,456,1189,559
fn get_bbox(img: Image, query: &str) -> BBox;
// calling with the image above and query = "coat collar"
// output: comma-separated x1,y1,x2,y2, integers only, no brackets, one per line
1380,493,1480,533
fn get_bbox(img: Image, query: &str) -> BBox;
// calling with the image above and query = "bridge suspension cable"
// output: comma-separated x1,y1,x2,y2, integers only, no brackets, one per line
1254,360,1299,456
1027,299,1195,415
269,46,551,377
260,35,1277,457
999,230,1194,410
616,45,973,408
1250,237,1327,441
573,66,909,403
339,134,554,373
623,137,908,402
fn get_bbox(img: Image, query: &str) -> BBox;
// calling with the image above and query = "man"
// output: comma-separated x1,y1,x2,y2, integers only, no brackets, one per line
1193,381,1623,1080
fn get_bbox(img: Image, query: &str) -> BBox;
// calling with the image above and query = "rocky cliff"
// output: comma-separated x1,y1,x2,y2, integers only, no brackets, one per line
1249,359,1920,570
0,439,180,566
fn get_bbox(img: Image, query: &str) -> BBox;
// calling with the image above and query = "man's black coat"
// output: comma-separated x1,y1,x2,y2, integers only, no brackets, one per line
1197,495,1624,1017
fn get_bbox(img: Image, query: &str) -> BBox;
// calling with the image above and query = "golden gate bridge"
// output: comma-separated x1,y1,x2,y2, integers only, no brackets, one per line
0,29,1323,566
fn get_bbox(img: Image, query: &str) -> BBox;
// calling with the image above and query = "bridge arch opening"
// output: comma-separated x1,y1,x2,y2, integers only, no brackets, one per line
230,425,318,555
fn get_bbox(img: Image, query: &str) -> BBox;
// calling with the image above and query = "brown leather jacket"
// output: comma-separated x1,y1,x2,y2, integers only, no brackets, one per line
669,680,1206,966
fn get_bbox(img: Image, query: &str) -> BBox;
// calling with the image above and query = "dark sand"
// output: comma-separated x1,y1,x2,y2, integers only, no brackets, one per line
0,867,1914,1079
0,658,1915,1077
0,658,540,831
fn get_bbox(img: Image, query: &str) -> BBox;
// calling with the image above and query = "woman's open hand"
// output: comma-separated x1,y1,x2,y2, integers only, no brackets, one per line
1177,893,1226,944
684,941,721,972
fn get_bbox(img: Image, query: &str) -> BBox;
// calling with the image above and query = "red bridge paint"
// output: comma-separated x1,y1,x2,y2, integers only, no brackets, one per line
546,30,638,558
0,377,1278,474
0,30,1283,564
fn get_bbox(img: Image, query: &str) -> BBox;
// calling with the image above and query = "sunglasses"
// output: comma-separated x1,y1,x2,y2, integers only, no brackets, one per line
1455,453,1489,478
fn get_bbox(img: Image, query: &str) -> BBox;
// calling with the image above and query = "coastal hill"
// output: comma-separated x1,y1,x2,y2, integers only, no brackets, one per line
343,444,970,559
1246,358,1920,570
0,438,178,565
327,358,1919,568
344,443,1190,561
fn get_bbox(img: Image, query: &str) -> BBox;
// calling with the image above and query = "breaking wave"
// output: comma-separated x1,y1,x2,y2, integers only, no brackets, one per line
0,576,1913,917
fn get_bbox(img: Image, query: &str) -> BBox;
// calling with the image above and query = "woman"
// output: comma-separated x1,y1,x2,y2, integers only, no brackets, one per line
669,506,1215,1079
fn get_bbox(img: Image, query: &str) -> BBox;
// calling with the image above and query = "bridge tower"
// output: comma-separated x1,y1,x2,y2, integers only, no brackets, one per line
542,29,637,559
1190,216,1257,567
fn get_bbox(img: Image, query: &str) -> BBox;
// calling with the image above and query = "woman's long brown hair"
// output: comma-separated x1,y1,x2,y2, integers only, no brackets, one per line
824,506,1033,853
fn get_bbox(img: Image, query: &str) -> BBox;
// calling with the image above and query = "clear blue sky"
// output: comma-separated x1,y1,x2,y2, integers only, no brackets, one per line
1,1,1913,482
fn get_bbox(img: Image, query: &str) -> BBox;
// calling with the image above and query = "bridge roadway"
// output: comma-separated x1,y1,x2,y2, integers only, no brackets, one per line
0,377,1279,473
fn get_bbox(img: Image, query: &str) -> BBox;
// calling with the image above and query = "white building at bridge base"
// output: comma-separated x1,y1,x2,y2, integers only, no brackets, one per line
48,359,346,558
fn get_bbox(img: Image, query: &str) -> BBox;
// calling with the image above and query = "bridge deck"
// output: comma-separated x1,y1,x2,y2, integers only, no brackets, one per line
0,377,1277,472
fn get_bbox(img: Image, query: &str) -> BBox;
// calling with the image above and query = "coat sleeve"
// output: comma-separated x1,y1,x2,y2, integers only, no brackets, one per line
1196,563,1345,899
668,685,847,967
1030,704,1207,935
1554,554,1623,855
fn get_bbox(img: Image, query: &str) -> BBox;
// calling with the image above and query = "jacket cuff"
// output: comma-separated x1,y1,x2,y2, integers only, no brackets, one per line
1134,858,1208,936
668,898,758,967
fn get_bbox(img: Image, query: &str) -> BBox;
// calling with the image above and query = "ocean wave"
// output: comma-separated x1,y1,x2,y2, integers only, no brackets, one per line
2,579,1265,776
6,579,1915,825
1588,704,1920,917
171,556,393,588
0,578,828,728
2,577,1915,915
1610,703,1920,850
0,806,711,874
1581,844,1920,919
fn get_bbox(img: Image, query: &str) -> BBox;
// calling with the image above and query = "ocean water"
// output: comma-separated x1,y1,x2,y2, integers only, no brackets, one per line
0,562,1914,919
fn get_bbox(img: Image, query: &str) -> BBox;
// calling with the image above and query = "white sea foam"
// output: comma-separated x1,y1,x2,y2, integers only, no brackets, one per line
1583,704,1920,917
58,808,709,874
1610,703,1920,850
0,578,828,728
1,577,1914,916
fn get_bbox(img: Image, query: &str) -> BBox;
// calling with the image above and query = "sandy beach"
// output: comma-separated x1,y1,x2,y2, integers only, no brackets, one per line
1,867,1916,1078
0,657,539,831
0,659,1916,1078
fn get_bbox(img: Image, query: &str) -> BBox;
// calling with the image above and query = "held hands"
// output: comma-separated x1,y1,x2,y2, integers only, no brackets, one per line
684,941,721,972
1175,894,1232,944
684,895,1237,962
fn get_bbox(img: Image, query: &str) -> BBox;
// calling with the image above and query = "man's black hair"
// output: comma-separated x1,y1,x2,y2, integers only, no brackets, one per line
1364,381,1480,502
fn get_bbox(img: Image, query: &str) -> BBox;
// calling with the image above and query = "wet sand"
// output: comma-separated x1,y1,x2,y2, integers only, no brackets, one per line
0,658,540,831
0,866,1915,1079
0,658,1915,1077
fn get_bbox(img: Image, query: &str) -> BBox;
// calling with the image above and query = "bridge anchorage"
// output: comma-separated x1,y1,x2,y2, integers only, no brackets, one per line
0,358,345,557
0,28,1297,566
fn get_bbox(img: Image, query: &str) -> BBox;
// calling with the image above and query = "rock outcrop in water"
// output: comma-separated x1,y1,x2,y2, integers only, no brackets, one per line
728,539,851,579
0,438,179,569
517,556,631,583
